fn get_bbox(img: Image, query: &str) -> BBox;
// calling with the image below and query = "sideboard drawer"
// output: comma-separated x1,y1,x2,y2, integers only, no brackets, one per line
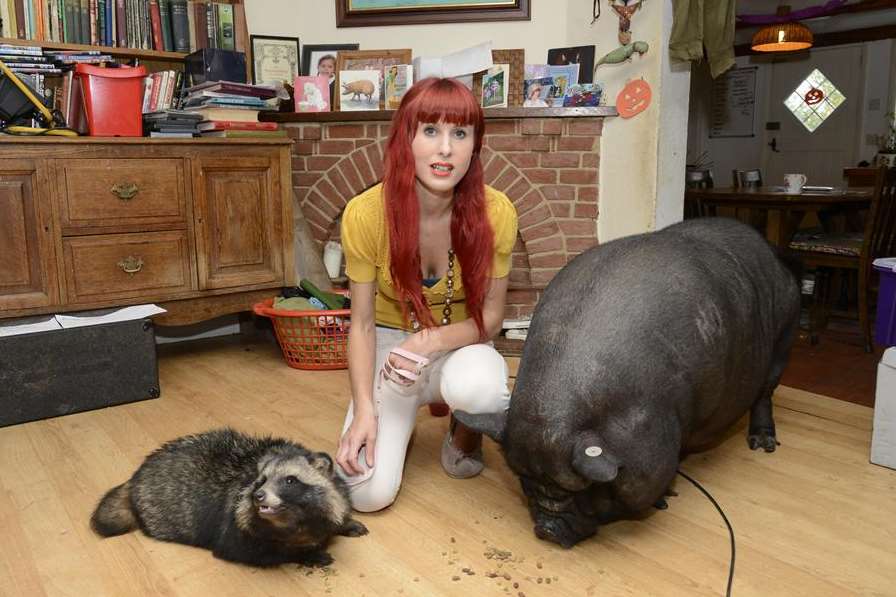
58,158,187,231
62,231,195,303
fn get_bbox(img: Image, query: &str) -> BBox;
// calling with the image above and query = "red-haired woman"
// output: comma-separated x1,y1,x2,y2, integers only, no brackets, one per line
335,77,518,512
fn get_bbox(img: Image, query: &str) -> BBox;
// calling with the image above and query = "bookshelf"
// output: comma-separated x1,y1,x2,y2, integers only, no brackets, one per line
0,0,250,76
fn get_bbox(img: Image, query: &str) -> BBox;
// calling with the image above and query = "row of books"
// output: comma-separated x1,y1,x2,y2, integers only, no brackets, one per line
0,0,245,55
141,68,181,113
0,43,111,74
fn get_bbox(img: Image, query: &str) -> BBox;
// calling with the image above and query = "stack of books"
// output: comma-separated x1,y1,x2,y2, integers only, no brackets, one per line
143,109,202,137
0,43,60,107
182,80,282,138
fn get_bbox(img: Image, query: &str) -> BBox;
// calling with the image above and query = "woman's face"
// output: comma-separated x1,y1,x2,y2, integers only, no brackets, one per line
528,85,541,100
411,121,475,199
317,58,336,77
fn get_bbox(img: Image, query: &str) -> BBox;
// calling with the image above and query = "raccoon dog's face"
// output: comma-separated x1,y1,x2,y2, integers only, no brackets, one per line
238,451,350,546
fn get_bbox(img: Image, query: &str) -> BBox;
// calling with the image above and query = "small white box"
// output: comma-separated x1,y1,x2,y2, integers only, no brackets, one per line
871,347,896,469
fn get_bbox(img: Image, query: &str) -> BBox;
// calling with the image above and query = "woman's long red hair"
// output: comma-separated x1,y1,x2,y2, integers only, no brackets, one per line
383,77,492,338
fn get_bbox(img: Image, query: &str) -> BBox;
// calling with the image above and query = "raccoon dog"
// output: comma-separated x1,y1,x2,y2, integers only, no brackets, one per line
91,428,368,567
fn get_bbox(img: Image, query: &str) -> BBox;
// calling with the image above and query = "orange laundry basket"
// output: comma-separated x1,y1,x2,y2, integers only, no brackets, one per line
253,298,351,370
74,63,147,137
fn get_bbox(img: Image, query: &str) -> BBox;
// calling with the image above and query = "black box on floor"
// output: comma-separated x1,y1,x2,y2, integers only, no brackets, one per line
184,48,247,86
0,317,160,427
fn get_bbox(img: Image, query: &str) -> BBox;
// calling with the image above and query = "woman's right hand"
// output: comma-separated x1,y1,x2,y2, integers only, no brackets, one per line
336,408,377,476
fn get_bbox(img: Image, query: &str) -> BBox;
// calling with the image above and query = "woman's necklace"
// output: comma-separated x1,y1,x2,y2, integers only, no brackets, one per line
409,248,455,331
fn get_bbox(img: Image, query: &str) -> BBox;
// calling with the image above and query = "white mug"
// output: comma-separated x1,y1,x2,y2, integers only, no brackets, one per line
323,241,343,279
784,173,807,193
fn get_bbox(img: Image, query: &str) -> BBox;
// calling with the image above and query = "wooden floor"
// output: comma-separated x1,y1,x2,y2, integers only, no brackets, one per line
1,335,894,597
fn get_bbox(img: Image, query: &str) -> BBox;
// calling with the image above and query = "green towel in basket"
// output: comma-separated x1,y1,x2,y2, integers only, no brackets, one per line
272,296,317,311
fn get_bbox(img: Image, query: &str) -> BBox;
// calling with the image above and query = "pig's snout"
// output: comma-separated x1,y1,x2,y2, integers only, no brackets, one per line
532,506,598,548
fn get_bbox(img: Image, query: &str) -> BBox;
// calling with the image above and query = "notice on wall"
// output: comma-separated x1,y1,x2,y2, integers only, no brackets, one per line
709,66,757,138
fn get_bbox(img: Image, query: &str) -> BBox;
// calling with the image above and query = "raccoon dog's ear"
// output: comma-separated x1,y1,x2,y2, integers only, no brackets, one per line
309,452,335,476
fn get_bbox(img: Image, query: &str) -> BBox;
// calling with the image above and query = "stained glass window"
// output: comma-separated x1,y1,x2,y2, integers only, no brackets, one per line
784,69,845,132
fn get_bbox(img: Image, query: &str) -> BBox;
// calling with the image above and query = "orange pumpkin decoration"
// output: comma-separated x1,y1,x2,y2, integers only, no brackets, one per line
804,87,824,105
617,78,652,118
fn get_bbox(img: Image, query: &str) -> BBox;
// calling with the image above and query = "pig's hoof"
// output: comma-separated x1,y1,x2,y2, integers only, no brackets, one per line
748,431,779,453
653,497,669,510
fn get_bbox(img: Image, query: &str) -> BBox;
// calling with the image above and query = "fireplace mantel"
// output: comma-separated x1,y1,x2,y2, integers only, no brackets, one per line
277,107,613,319
263,106,618,123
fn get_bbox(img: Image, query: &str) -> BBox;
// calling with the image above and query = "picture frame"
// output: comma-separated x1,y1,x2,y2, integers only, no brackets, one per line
334,49,413,110
250,35,300,86
547,45,596,84
301,43,361,79
335,0,530,27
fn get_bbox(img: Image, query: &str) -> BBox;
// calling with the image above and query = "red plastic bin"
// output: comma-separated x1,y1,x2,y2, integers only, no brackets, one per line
74,64,146,137
253,298,351,370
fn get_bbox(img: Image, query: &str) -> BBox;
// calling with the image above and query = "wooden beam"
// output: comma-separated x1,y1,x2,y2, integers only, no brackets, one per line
735,24,896,56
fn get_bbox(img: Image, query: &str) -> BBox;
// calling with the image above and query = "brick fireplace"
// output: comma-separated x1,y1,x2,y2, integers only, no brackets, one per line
274,109,612,319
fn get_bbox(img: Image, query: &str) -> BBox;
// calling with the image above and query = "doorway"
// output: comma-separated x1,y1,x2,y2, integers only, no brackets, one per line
761,45,864,187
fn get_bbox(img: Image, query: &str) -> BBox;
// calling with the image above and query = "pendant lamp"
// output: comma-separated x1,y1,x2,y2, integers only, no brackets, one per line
751,5,813,53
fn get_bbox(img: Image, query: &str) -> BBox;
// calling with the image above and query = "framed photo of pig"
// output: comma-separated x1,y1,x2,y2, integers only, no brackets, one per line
334,49,412,110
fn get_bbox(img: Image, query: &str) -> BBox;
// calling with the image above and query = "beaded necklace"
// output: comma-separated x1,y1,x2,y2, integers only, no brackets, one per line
409,248,455,331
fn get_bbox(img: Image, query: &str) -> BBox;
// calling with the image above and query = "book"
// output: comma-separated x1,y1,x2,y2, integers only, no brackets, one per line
170,0,188,53
184,95,267,108
184,79,277,99
215,1,232,50
196,119,276,132
293,75,329,112
159,0,172,51
201,129,286,138
182,105,258,122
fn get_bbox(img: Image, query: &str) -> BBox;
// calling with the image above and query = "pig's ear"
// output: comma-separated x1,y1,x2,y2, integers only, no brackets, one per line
571,435,619,483
452,410,506,444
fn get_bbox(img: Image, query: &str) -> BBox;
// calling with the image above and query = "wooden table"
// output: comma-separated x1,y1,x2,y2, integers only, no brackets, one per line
685,186,874,247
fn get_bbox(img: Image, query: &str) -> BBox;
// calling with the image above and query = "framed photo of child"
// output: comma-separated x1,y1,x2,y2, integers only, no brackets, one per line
301,43,361,82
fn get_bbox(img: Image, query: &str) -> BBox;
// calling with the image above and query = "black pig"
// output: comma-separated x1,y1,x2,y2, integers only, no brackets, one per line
456,218,801,548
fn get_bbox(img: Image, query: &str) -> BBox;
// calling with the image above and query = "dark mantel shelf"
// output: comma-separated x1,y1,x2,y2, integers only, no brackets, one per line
263,106,618,123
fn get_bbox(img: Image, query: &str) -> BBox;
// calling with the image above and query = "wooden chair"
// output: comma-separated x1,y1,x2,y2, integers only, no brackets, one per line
789,167,896,352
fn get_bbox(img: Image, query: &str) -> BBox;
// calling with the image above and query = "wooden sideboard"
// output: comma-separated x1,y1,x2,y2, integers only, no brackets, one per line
0,137,295,326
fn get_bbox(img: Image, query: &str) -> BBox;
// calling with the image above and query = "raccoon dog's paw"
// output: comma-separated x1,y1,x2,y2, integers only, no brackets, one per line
297,550,335,568
338,519,369,537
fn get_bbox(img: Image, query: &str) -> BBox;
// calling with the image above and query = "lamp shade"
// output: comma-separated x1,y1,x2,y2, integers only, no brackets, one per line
751,22,813,52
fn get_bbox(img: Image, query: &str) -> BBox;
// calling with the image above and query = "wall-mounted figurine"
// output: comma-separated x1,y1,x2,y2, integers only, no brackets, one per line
610,0,644,45
595,41,649,69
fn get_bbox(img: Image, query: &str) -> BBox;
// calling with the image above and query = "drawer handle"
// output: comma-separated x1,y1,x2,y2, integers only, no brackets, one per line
111,182,139,200
117,256,144,274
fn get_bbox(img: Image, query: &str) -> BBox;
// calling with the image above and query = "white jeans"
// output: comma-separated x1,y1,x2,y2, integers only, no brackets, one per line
339,326,510,512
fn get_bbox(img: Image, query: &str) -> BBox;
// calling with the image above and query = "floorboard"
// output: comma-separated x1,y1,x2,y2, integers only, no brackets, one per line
0,335,893,597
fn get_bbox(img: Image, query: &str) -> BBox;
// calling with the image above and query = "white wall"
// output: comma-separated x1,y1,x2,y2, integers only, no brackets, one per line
245,0,690,241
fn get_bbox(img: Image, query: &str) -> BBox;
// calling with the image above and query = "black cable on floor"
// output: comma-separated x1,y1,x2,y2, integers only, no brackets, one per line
677,470,735,597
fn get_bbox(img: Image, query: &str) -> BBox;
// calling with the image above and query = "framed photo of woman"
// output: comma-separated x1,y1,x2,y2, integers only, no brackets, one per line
250,35,300,85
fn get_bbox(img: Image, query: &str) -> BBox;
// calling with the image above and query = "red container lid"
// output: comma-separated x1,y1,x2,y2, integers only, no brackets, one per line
74,63,147,78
